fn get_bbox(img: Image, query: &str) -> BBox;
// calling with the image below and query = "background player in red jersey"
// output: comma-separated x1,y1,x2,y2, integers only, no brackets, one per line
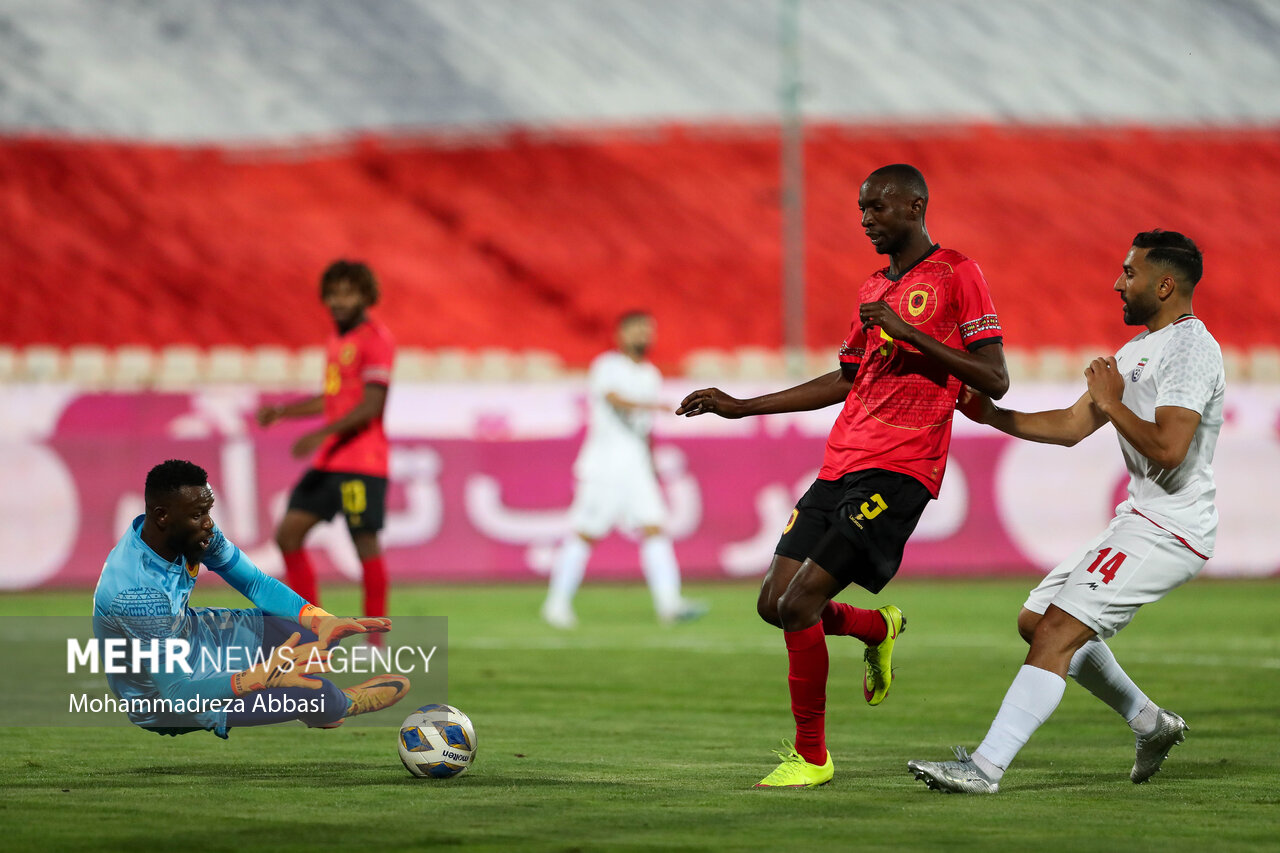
256,260,395,644
678,164,1009,788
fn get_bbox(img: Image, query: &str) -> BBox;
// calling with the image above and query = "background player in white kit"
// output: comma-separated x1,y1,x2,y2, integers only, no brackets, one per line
542,311,706,628
909,230,1223,793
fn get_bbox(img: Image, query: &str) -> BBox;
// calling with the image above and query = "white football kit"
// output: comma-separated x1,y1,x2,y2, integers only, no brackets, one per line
568,350,667,538
1025,316,1225,637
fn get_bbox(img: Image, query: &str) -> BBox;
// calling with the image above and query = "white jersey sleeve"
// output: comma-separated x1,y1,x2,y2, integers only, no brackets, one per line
1154,328,1222,415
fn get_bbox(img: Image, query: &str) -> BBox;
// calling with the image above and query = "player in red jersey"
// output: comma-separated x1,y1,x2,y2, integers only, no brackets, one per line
678,164,1009,787
256,260,395,643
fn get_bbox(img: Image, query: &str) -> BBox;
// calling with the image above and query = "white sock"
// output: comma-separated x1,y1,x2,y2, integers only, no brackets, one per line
1067,638,1153,730
545,536,591,610
640,535,682,617
1128,701,1160,735
974,665,1067,775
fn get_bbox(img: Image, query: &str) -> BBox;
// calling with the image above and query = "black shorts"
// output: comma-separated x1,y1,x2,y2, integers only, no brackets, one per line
774,469,931,594
287,469,388,534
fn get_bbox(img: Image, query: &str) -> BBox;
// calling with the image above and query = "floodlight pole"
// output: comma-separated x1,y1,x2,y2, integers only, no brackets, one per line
780,0,806,377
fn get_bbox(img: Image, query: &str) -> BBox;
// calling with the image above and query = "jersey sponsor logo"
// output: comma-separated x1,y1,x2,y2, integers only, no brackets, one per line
1130,357,1149,383
848,493,888,529
325,364,341,395
898,283,937,325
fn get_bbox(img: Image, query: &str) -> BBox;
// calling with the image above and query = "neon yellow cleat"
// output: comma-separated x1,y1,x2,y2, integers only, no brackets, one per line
754,740,834,788
863,605,905,706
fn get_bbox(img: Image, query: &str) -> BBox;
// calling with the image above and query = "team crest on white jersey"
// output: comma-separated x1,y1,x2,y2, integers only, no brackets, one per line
1129,357,1149,382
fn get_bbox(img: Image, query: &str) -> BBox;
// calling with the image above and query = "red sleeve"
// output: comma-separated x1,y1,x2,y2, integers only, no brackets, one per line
359,323,395,387
953,260,1002,350
838,317,867,369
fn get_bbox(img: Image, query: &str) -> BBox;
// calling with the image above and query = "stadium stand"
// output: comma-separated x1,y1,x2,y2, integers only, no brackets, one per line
2,1,1277,381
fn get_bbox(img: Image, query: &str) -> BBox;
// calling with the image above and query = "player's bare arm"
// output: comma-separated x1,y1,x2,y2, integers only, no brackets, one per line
959,386,1108,447
256,394,325,427
859,300,1009,399
1085,356,1201,468
291,383,389,458
677,370,852,419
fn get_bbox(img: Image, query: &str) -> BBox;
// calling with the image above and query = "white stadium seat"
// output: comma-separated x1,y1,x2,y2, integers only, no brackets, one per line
682,348,734,381
474,348,521,382
429,348,472,382
0,346,17,382
20,346,64,383
1248,346,1280,383
392,348,434,383
65,345,111,387
294,346,326,386
154,346,204,390
734,347,785,380
110,346,156,387
522,349,566,381
205,345,249,383
248,346,295,388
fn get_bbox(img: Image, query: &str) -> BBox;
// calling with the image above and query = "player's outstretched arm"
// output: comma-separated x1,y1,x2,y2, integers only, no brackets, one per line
256,394,325,427
677,370,852,419
959,386,1107,446
859,300,1009,399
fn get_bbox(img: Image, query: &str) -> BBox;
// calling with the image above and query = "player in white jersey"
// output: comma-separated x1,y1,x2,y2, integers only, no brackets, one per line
909,230,1223,793
542,311,706,628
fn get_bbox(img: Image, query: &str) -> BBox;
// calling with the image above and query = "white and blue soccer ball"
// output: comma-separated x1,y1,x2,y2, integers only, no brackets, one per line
398,704,477,778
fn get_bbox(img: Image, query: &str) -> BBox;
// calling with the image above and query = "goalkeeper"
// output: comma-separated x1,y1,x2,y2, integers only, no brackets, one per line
92,459,410,737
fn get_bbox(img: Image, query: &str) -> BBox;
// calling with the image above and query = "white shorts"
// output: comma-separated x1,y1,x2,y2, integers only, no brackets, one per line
1023,512,1206,639
567,459,666,539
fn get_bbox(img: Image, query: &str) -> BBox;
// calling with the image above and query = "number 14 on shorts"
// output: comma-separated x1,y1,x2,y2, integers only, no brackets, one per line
1085,547,1127,584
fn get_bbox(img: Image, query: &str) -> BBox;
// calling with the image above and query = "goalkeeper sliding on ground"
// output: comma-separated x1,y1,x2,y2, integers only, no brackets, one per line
91,459,410,737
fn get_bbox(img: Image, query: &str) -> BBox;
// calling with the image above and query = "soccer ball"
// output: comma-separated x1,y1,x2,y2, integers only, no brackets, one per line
397,703,477,778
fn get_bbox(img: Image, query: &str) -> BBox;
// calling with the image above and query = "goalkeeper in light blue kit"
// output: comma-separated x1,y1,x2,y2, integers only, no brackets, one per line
93,459,410,737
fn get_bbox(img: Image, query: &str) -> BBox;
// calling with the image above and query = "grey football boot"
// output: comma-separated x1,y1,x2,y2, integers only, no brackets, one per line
1131,709,1188,784
908,746,1000,794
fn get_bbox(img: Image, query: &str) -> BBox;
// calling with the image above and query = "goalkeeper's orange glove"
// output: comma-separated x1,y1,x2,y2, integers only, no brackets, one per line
301,604,392,647
231,632,331,697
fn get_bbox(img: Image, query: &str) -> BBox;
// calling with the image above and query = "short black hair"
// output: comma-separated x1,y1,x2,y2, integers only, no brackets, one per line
145,460,208,506
866,164,929,201
1133,230,1203,288
617,309,652,329
319,259,380,305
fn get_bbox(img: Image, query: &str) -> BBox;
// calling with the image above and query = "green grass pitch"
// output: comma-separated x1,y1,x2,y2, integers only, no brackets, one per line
1,577,1277,852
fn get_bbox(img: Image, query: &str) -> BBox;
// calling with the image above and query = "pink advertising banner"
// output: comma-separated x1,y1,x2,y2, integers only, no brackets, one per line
2,383,1278,589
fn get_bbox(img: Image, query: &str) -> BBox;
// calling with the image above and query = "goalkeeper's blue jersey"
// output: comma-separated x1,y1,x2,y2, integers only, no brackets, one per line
92,516,308,736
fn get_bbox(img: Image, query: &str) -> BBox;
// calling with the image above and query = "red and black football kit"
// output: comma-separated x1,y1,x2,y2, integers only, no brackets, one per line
775,245,1002,592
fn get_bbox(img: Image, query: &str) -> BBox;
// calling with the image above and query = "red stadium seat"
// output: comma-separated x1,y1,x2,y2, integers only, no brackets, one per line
2,126,1276,375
